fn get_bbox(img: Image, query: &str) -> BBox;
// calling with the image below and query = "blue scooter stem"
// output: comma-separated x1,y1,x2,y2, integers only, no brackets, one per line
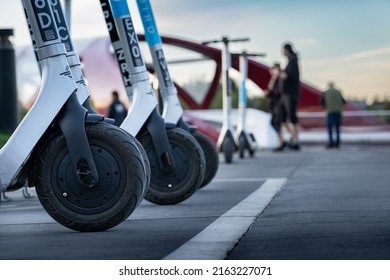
105,0,175,170
136,0,185,127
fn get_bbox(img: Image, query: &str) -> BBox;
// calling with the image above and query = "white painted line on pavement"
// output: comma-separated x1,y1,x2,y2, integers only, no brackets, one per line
213,178,270,183
163,178,287,260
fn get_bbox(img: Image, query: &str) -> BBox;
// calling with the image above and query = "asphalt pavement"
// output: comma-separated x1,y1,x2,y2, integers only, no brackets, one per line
1,144,389,260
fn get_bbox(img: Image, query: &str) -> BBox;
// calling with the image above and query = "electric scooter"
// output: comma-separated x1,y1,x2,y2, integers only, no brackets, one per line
202,36,249,163
47,0,150,201
236,50,265,158
0,0,146,232
134,0,219,188
100,0,206,205
49,0,150,200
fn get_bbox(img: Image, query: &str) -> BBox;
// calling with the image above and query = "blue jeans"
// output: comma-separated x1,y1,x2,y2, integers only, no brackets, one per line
327,112,342,146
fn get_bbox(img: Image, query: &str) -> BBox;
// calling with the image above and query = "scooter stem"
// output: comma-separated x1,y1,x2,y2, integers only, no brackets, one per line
25,0,99,187
136,0,183,125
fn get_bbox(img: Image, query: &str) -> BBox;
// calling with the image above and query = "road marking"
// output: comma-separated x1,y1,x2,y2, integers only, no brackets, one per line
213,178,270,183
163,178,287,260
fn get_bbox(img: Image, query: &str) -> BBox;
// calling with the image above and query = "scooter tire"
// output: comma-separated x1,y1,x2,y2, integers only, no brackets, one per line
139,127,206,205
35,122,146,232
134,138,151,202
121,130,151,203
192,131,219,188
239,135,246,159
249,133,256,157
222,136,234,164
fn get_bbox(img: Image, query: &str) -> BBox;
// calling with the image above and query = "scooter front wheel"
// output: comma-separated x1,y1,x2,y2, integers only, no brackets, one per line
222,136,234,164
192,131,219,188
238,135,246,159
35,122,146,232
249,133,256,157
139,128,206,205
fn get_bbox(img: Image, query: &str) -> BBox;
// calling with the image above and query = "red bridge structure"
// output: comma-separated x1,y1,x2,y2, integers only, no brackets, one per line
136,35,385,131
74,34,389,138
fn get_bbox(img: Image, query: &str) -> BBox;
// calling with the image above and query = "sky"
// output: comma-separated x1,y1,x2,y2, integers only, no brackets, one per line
1,0,389,103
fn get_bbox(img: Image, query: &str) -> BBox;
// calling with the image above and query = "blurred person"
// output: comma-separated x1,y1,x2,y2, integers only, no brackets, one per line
321,81,346,148
108,90,127,126
265,63,282,133
280,42,301,151
265,63,290,151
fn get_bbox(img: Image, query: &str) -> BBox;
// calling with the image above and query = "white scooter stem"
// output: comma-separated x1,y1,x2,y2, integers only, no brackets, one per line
108,0,158,136
236,51,266,134
24,0,99,187
49,0,93,107
219,38,234,150
0,0,76,190
202,37,249,151
237,53,249,134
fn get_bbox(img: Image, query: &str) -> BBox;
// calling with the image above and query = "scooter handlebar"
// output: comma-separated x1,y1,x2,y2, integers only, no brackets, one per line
201,39,220,45
229,37,250,43
243,52,267,57
232,51,266,57
201,37,250,45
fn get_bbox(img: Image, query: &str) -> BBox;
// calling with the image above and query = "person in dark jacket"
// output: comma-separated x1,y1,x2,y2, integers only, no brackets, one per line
321,81,346,148
276,42,301,151
265,63,286,148
108,90,127,126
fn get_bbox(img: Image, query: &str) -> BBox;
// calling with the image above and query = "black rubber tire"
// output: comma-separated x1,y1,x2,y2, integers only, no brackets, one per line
239,135,246,159
35,122,146,232
134,139,151,202
222,136,234,164
121,130,150,203
192,131,219,188
139,127,206,205
249,133,256,157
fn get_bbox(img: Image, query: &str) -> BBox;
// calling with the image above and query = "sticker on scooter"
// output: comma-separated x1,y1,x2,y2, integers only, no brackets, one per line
122,18,144,67
50,0,73,52
137,0,161,46
115,49,132,87
156,49,172,88
101,1,119,42
32,0,59,42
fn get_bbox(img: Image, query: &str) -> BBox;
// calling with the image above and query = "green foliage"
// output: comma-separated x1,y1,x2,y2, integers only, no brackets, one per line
209,80,239,109
0,107,29,148
367,100,390,124
208,80,270,113
0,132,10,148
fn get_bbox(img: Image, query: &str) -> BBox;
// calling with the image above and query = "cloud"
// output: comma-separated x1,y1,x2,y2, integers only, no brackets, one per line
294,38,319,48
303,46,390,100
306,46,390,65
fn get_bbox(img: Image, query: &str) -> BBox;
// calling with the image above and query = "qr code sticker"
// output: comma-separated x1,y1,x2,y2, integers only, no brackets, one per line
45,30,56,41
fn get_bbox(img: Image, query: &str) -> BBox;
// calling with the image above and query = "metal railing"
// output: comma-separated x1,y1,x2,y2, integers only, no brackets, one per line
298,110,390,118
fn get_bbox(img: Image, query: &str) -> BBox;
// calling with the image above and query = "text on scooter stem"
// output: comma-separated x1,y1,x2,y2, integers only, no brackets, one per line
122,18,144,68
156,49,173,88
32,0,59,42
49,0,73,52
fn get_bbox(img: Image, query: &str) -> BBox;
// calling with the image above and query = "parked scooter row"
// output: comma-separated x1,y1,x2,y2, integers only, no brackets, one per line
0,0,219,232
0,0,147,232
202,37,265,163
0,0,262,231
